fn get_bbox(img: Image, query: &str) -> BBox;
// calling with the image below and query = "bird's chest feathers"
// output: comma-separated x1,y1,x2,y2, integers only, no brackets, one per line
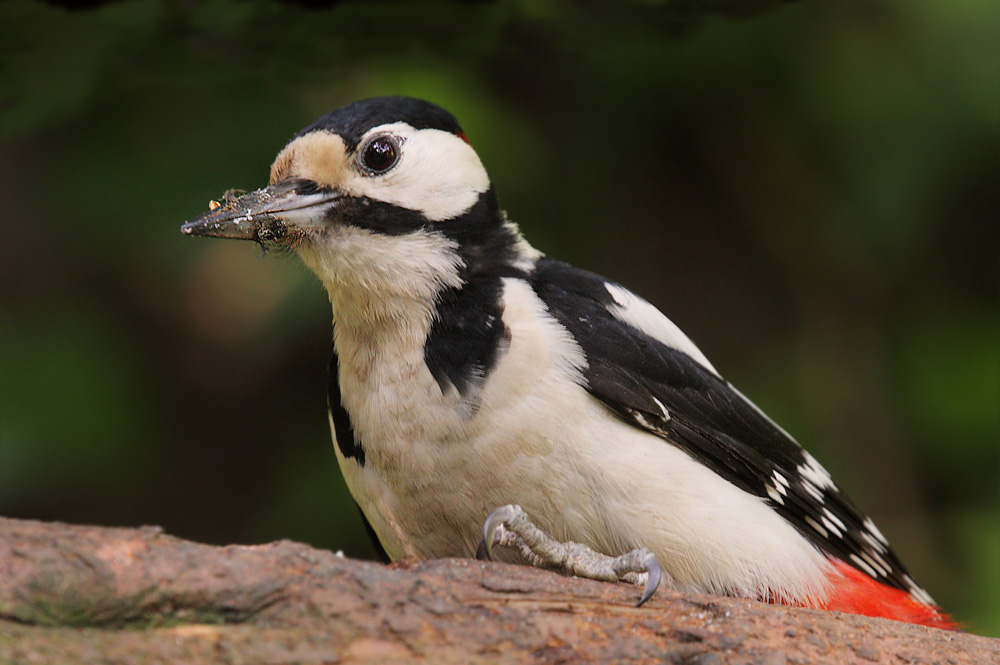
334,314,455,456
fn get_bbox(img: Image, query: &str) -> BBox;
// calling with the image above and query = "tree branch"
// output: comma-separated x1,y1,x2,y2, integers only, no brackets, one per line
0,517,993,664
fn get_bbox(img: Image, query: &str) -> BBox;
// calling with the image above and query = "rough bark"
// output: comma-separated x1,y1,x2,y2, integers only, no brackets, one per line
0,517,994,664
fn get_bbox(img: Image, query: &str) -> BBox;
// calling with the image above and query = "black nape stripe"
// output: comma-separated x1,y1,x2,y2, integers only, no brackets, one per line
328,334,364,465
296,96,464,154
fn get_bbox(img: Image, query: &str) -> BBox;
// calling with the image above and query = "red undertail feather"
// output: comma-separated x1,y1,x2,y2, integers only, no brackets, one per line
816,559,956,630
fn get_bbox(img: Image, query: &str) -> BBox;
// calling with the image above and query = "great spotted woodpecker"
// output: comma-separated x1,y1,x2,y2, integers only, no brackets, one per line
182,96,954,629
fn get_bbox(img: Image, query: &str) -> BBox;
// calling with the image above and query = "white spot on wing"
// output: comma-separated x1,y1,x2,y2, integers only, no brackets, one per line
860,530,886,553
797,453,835,492
627,407,670,436
765,484,785,505
863,517,889,546
603,283,719,376
860,552,887,577
821,508,846,533
651,396,670,421
820,515,843,538
800,480,823,502
632,411,655,430
804,516,828,538
849,553,878,578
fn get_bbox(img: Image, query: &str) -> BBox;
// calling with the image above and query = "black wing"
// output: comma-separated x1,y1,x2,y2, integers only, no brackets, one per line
529,258,928,600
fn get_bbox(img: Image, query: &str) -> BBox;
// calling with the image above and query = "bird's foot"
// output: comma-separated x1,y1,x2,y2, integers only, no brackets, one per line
478,504,662,607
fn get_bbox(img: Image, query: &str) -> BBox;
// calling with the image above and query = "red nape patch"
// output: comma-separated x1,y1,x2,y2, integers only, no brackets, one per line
817,560,957,630
457,131,471,146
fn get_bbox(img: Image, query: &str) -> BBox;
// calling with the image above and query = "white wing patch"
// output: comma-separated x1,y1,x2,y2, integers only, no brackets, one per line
603,282,719,376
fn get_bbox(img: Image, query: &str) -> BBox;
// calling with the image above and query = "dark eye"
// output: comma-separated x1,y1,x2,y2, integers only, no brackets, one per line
359,135,400,174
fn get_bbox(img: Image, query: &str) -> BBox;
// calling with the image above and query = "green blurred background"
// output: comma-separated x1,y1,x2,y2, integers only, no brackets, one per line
1,0,997,635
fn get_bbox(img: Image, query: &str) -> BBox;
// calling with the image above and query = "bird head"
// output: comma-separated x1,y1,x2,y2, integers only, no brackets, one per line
182,97,520,310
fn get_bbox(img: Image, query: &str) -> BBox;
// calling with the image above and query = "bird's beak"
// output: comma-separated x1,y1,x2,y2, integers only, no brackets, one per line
180,179,336,245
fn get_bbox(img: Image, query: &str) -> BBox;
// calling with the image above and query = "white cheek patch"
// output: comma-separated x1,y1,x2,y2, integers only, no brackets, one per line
604,282,719,376
344,124,491,222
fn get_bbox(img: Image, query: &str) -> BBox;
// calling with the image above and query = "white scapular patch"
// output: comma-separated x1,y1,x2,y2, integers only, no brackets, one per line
603,283,719,376
345,122,490,221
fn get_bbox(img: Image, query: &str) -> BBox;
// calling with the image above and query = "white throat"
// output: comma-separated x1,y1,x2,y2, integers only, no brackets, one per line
297,224,464,352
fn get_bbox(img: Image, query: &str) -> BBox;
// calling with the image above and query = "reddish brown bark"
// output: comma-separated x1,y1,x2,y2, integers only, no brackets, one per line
0,517,994,664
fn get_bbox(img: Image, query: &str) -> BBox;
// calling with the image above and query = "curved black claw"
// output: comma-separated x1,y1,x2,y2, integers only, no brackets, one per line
481,504,519,561
636,551,662,607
